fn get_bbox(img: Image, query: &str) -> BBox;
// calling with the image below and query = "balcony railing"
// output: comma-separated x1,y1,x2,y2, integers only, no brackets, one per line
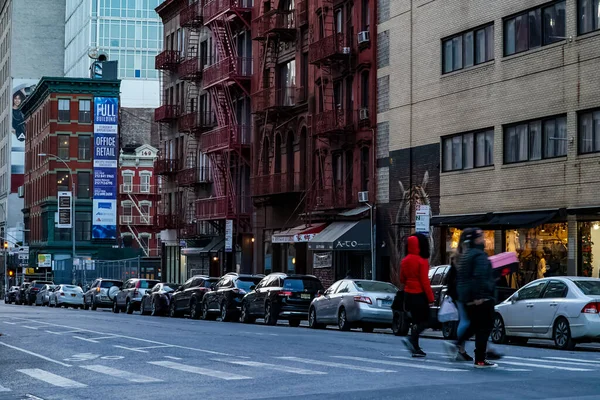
252,87,296,112
119,215,153,225
178,57,202,81
203,0,251,24
154,105,180,122
155,50,181,70
310,188,349,210
311,109,357,135
177,167,212,186
199,124,251,153
309,33,352,64
253,11,296,40
251,172,305,196
156,214,179,229
196,196,251,220
178,111,217,132
203,57,252,88
180,1,203,27
180,220,220,238
119,184,157,195
155,159,180,175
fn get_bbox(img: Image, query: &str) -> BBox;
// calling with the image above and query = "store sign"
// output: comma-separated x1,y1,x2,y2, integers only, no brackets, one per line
57,191,72,229
225,219,233,253
92,97,119,240
415,205,431,236
313,252,332,269
38,254,51,268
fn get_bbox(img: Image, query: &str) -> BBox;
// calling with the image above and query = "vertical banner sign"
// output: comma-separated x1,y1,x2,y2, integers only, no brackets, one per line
93,97,119,239
57,191,72,229
415,205,431,236
225,219,233,253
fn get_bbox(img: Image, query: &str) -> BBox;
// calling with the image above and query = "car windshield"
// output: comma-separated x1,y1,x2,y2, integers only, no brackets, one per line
100,281,120,288
163,284,179,292
283,278,323,292
237,278,262,291
573,280,600,296
139,280,160,289
353,280,397,293
32,283,45,288
204,279,219,287
63,285,82,292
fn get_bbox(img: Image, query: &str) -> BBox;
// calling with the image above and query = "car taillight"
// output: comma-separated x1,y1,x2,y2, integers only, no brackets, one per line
60,292,65,296
278,291,293,297
582,302,600,314
133,289,139,296
96,287,100,293
354,296,372,304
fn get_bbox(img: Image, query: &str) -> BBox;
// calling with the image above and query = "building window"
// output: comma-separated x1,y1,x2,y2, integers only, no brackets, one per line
78,100,91,123
442,24,494,74
140,235,150,252
77,172,90,199
75,212,92,241
360,147,369,192
58,135,70,160
122,174,133,192
56,172,70,193
140,173,151,192
58,99,70,122
579,0,600,35
361,71,369,108
504,1,566,56
278,60,296,106
504,116,567,163
579,109,600,154
78,136,91,160
442,129,494,172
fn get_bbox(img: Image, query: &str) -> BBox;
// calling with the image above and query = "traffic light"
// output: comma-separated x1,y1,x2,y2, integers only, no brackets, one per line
3,242,7,249
8,270,13,277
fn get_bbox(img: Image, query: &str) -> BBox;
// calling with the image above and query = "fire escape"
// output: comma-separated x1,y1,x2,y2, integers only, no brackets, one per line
198,0,252,233
307,0,356,212
120,184,157,257
251,0,307,198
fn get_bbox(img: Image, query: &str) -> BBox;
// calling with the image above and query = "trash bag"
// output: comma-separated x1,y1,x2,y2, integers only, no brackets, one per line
438,295,459,323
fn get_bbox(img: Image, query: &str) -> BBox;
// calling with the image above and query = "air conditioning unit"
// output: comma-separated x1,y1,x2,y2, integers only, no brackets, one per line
17,186,24,198
358,31,370,45
359,108,369,121
358,191,369,203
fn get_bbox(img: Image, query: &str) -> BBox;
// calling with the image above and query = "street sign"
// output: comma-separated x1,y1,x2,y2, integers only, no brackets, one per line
57,191,72,228
415,205,431,236
38,254,51,268
225,219,233,253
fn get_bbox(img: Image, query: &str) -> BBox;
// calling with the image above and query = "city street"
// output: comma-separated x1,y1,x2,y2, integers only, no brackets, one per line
0,305,600,400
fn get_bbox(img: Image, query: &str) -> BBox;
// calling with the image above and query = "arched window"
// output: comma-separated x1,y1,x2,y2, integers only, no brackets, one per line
299,127,307,187
286,131,294,176
274,134,282,173
262,137,270,175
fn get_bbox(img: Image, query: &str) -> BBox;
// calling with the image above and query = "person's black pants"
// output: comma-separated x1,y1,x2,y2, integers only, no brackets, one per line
456,300,494,362
404,292,430,350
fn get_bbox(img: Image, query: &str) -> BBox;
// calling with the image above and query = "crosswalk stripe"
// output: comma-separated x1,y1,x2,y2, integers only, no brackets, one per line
0,384,10,392
277,357,396,373
504,356,600,367
332,356,466,372
81,365,162,383
386,356,531,372
544,356,600,365
211,358,326,375
497,360,592,371
148,361,251,380
17,369,87,388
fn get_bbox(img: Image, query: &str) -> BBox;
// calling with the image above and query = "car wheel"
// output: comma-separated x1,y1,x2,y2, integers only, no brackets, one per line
553,317,576,350
112,300,120,314
190,300,200,320
289,319,301,328
362,326,374,333
150,299,159,317
491,314,508,344
169,302,178,318
202,301,217,321
125,299,134,314
338,308,350,331
240,302,255,324
140,299,150,316
442,321,457,340
264,302,278,326
220,302,231,322
308,307,325,329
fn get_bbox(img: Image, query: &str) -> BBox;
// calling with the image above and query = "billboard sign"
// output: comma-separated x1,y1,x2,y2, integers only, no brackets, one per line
92,97,119,239
38,254,51,268
57,191,72,229
11,80,38,192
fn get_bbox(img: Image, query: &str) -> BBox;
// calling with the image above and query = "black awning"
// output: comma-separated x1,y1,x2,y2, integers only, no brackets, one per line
485,211,557,228
200,237,225,253
308,219,371,251
431,213,489,227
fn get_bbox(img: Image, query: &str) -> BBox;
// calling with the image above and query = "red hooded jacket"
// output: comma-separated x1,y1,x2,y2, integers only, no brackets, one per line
400,236,434,303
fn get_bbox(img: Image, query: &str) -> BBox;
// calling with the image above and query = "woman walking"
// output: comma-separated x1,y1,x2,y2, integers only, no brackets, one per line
400,233,434,357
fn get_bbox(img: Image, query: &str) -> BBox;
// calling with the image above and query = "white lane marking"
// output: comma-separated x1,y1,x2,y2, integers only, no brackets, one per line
3,321,16,325
497,360,592,371
277,357,396,373
504,355,600,366
0,342,72,367
164,356,182,360
0,384,10,392
81,365,162,383
332,356,466,372
387,356,531,372
212,358,327,375
148,361,251,380
131,345,174,350
73,336,99,343
114,345,148,353
17,369,86,388
544,356,600,365
21,326,38,330
45,329,83,335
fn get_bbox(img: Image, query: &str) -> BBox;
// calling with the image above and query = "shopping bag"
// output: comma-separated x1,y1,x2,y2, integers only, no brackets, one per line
438,296,459,323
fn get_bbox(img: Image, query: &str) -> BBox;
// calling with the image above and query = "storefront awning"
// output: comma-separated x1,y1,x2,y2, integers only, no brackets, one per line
272,223,327,244
339,205,371,217
199,237,224,254
308,220,371,251
431,213,489,227
181,238,214,256
485,210,557,228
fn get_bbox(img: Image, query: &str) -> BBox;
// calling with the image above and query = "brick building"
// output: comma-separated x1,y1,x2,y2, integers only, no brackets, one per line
377,0,600,286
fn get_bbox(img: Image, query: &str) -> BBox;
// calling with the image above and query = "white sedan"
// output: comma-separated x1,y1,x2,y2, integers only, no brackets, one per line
492,277,600,350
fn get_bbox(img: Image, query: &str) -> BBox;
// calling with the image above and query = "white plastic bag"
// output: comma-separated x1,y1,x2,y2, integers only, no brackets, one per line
438,296,459,323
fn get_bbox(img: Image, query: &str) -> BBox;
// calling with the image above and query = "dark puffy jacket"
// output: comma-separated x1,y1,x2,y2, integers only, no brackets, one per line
456,246,495,304
446,261,458,301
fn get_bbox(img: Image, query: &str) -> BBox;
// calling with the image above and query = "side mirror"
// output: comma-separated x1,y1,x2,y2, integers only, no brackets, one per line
317,290,324,297
511,293,519,303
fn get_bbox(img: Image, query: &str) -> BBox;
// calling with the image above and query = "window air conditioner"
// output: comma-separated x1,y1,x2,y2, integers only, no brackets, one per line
358,191,369,203
359,108,369,121
357,31,370,45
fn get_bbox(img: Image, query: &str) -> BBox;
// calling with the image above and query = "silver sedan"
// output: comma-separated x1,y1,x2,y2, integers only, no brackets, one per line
308,279,398,332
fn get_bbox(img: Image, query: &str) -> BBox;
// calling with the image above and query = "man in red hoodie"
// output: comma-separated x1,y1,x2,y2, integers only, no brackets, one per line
400,233,434,357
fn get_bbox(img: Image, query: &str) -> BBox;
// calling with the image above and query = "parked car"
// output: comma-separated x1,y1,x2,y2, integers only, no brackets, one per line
309,279,398,332
492,277,600,350
112,278,160,314
50,284,84,308
5,286,19,304
83,278,122,310
201,273,264,322
35,284,57,306
25,281,54,305
15,282,31,305
169,276,219,319
140,283,179,316
240,273,324,326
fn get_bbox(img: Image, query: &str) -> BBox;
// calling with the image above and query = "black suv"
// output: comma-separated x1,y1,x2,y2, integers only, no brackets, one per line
16,282,31,305
201,273,264,322
5,286,19,304
169,275,220,319
25,281,54,305
240,273,324,327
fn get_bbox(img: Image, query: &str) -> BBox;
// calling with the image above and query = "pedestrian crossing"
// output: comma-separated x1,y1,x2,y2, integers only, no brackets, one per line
2,352,600,393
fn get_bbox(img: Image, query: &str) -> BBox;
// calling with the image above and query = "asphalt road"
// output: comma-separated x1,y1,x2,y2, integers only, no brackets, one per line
1,303,600,400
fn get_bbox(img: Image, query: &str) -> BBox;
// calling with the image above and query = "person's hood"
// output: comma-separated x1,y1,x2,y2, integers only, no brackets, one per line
407,235,420,255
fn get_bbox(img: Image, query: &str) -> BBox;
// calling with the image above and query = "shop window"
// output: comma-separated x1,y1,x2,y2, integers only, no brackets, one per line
446,228,495,263
579,0,600,35
442,129,494,172
578,109,600,154
504,115,566,164
504,1,565,56
442,23,494,74
264,240,272,275
579,221,600,277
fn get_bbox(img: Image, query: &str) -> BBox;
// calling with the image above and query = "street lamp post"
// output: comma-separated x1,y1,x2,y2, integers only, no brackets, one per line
38,153,76,276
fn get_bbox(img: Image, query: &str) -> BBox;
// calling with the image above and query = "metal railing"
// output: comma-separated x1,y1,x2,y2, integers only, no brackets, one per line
177,167,212,186
119,184,157,194
196,196,251,219
155,50,181,70
180,1,203,27
199,124,251,153
155,159,180,175
251,172,305,196
309,32,352,64
119,215,153,225
178,111,217,132
154,105,180,122
203,0,251,23
203,57,253,88
311,108,357,135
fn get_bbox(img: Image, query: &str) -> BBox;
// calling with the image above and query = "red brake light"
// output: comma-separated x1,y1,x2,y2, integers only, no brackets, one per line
278,291,293,297
60,293,65,296
354,296,372,304
582,302,600,314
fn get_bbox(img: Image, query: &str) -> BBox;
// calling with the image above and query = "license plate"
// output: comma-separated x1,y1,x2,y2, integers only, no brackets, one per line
71,294,76,297
381,300,392,307
301,293,311,300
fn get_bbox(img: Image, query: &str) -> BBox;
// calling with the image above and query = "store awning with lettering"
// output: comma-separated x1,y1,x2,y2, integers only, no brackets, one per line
271,223,327,244
308,220,371,251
